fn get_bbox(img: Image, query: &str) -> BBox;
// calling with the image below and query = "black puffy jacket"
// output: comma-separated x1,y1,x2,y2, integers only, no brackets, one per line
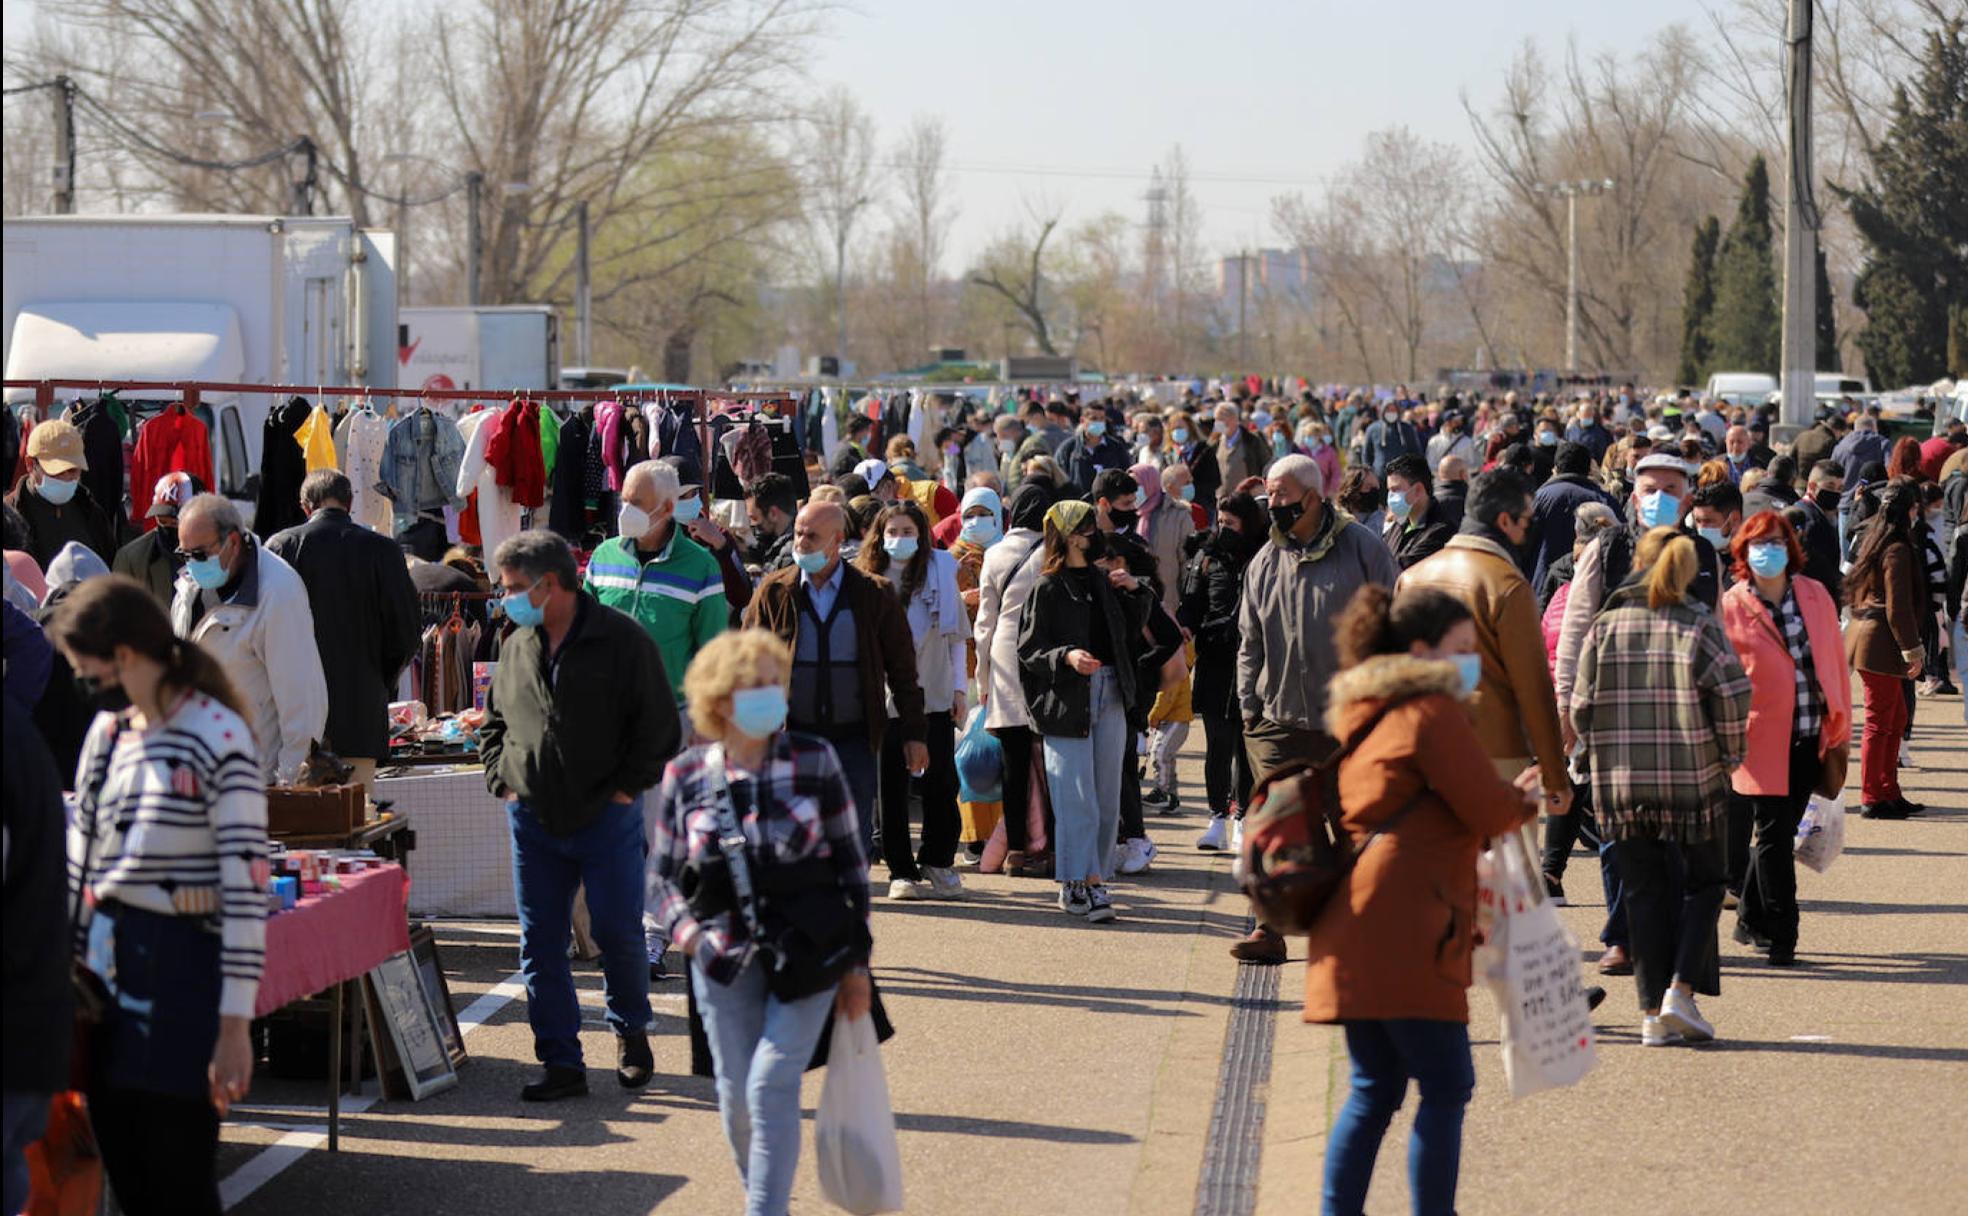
1015,563,1151,737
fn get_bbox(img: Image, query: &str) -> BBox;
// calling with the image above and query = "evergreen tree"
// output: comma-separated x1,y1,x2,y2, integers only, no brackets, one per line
1709,155,1781,374
1837,18,1968,386
1815,246,1840,372
1678,217,1720,385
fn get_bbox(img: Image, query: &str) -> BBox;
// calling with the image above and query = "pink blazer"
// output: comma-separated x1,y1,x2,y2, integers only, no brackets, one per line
1719,576,1851,796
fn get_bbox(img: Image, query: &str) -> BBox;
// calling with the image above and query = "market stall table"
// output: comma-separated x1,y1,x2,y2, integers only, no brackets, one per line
257,863,411,1151
374,764,512,918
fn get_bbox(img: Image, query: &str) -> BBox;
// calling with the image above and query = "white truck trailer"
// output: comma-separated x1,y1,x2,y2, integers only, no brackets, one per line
398,305,558,395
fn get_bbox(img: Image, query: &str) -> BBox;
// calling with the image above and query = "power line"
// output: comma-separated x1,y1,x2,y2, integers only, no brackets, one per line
70,86,304,172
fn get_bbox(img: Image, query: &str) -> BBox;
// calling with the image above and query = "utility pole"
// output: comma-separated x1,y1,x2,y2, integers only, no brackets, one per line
832,193,868,378
51,75,75,213
290,136,318,215
1779,0,1819,432
575,199,592,367
465,171,484,307
1237,250,1251,370
1544,178,1614,372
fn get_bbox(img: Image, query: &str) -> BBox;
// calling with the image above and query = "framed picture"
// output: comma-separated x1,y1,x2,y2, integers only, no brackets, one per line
364,950,458,1100
409,923,467,1068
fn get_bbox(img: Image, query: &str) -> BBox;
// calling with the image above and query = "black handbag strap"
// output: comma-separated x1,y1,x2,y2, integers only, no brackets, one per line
704,744,767,946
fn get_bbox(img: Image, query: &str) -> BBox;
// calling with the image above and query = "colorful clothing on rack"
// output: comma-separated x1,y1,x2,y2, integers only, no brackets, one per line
295,403,339,473
127,404,213,530
334,408,394,533
485,399,547,509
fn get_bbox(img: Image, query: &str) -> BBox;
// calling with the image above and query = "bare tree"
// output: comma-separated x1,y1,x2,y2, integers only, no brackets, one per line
801,84,877,365
1273,191,1381,382
1347,126,1467,379
969,205,1065,356
1162,144,1204,368
889,114,954,354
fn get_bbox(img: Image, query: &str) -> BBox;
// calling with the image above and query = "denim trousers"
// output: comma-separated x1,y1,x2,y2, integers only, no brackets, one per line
508,798,652,1069
692,959,839,1216
1042,669,1127,884
827,732,881,858
1322,1019,1475,1216
1538,781,1627,948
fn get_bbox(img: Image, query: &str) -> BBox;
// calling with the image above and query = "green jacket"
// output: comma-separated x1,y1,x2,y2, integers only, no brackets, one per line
480,593,680,836
582,529,727,702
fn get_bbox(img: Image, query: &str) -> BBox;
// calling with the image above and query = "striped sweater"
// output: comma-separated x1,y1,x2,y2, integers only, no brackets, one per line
68,695,270,1018
582,531,727,702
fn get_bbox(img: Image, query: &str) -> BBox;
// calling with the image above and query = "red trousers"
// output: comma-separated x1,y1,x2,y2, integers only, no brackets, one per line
1858,669,1907,805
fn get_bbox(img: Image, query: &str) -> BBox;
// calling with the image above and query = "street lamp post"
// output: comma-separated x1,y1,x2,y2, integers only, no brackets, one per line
1544,178,1614,373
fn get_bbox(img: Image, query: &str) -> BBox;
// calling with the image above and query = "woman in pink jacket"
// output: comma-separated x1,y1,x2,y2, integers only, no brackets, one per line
1718,511,1851,967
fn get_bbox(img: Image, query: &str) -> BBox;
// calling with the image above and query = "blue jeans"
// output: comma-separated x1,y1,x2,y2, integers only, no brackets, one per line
1323,1019,1474,1216
508,798,651,1069
827,734,881,859
1041,669,1127,884
692,959,839,1216
3,1092,50,1216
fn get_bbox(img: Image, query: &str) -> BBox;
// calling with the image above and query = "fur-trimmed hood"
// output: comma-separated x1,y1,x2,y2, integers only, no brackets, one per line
1323,654,1466,740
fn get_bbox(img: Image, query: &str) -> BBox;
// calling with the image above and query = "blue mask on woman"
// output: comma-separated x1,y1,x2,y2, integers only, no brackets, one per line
672,495,703,523
884,536,919,562
729,686,788,739
1746,542,1788,578
960,516,1001,546
502,584,546,627
1451,653,1483,696
1171,428,1189,444
1178,483,1195,502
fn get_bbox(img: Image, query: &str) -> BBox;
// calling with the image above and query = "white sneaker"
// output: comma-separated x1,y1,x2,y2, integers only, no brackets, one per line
951,849,981,869
887,877,928,901
1196,816,1230,851
1058,881,1091,916
1229,817,1245,855
1118,837,1156,875
1640,1015,1683,1047
1085,884,1117,924
1899,742,1917,769
923,866,965,900
1659,988,1714,1042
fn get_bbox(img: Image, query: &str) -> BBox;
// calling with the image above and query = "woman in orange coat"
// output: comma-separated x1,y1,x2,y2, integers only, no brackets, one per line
1719,512,1851,966
1307,584,1540,1216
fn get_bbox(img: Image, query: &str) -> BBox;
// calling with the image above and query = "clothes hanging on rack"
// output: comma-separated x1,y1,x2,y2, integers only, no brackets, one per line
254,395,312,539
334,406,393,534
648,397,705,474
127,402,212,530
707,412,808,500
295,401,339,472
64,396,128,520
457,409,523,562
547,407,593,541
595,399,628,490
378,406,466,532
485,398,547,509
539,403,562,483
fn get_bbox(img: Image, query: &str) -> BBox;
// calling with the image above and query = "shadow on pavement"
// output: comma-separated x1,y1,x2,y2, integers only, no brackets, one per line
232,1157,686,1216
1718,950,1968,985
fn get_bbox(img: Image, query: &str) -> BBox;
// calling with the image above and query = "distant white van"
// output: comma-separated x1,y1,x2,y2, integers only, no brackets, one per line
1704,372,1779,406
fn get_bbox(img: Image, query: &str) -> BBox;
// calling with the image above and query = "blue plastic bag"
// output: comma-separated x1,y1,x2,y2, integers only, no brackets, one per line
954,706,1003,803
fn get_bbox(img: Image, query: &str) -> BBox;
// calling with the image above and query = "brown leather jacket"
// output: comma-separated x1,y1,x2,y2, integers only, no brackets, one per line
743,560,927,751
1396,535,1568,794
1844,537,1923,677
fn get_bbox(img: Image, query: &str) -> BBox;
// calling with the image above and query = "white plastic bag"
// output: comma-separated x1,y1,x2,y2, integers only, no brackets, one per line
1477,832,1599,1100
815,1012,904,1214
1794,791,1847,874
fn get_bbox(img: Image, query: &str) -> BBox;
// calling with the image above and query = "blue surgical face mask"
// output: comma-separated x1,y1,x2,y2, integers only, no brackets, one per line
1086,420,1107,438
729,685,788,740
1178,483,1195,502
187,553,228,590
1171,428,1189,444
501,582,546,628
1451,653,1483,696
35,475,78,506
672,495,703,524
1538,431,1559,447
1386,491,1412,521
1637,489,1680,529
960,515,1001,546
883,535,919,562
1747,542,1789,578
1696,525,1727,549
794,548,830,575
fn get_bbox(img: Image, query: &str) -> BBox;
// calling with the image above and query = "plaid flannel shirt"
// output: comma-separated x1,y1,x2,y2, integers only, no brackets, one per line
646,733,869,984
1571,587,1752,842
1773,583,1824,740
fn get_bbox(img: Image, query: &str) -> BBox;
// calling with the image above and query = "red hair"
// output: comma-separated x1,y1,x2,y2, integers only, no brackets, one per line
1886,435,1924,481
1730,509,1806,584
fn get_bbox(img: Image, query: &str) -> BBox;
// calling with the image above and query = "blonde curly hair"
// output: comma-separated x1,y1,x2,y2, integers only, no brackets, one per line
683,629,792,741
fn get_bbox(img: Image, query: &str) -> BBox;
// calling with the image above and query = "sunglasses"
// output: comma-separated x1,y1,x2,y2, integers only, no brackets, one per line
174,545,218,563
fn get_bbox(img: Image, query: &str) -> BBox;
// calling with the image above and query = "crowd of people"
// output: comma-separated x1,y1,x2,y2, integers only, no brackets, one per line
4,380,1964,1216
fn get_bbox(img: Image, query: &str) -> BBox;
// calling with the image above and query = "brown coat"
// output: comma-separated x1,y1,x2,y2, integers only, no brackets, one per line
743,561,927,751
1302,655,1530,1025
1844,538,1923,676
1213,426,1268,491
1396,535,1568,793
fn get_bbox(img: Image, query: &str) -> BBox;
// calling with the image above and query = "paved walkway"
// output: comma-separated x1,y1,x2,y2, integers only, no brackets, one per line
219,695,1968,1214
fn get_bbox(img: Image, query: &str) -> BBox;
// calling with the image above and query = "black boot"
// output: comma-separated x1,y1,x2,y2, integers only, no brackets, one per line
617,1030,654,1089
521,1065,588,1102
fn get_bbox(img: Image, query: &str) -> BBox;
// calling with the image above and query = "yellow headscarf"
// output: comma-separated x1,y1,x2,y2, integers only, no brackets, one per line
1044,499,1094,535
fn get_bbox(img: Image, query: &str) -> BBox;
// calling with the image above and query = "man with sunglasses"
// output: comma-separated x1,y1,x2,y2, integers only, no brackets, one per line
169,494,328,784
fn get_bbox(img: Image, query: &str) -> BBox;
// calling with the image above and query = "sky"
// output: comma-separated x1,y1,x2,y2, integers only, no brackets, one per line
810,0,1718,266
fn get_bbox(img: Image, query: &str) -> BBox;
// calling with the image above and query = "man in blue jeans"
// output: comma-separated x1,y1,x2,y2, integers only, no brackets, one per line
480,530,681,1102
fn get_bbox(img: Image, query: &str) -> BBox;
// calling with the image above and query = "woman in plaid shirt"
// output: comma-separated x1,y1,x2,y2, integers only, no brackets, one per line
646,628,872,1216
1572,527,1751,1047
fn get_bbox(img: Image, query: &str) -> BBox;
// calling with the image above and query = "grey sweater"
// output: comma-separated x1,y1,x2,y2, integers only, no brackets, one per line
1236,509,1399,730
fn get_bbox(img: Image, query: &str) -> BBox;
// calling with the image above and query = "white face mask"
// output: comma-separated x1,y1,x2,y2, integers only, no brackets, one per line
617,502,653,540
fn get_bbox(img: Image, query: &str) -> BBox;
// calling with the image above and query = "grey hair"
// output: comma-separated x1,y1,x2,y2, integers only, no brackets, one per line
622,459,679,506
1267,452,1324,497
493,529,579,591
1574,502,1620,545
300,468,354,510
181,492,245,538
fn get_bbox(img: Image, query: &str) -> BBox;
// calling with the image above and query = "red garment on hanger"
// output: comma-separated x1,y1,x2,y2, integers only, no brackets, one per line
485,399,547,509
127,403,214,529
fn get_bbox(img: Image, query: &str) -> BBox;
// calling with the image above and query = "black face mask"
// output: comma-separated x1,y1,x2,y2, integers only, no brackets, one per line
1815,489,1841,512
1080,530,1110,562
1106,507,1138,532
75,673,132,714
1268,496,1305,534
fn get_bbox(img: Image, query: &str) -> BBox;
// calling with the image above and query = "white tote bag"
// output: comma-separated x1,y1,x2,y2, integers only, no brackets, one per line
1476,832,1599,1100
816,1012,905,1214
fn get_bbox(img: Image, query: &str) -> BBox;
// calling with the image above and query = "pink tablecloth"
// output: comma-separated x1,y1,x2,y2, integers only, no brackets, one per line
255,864,412,1017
